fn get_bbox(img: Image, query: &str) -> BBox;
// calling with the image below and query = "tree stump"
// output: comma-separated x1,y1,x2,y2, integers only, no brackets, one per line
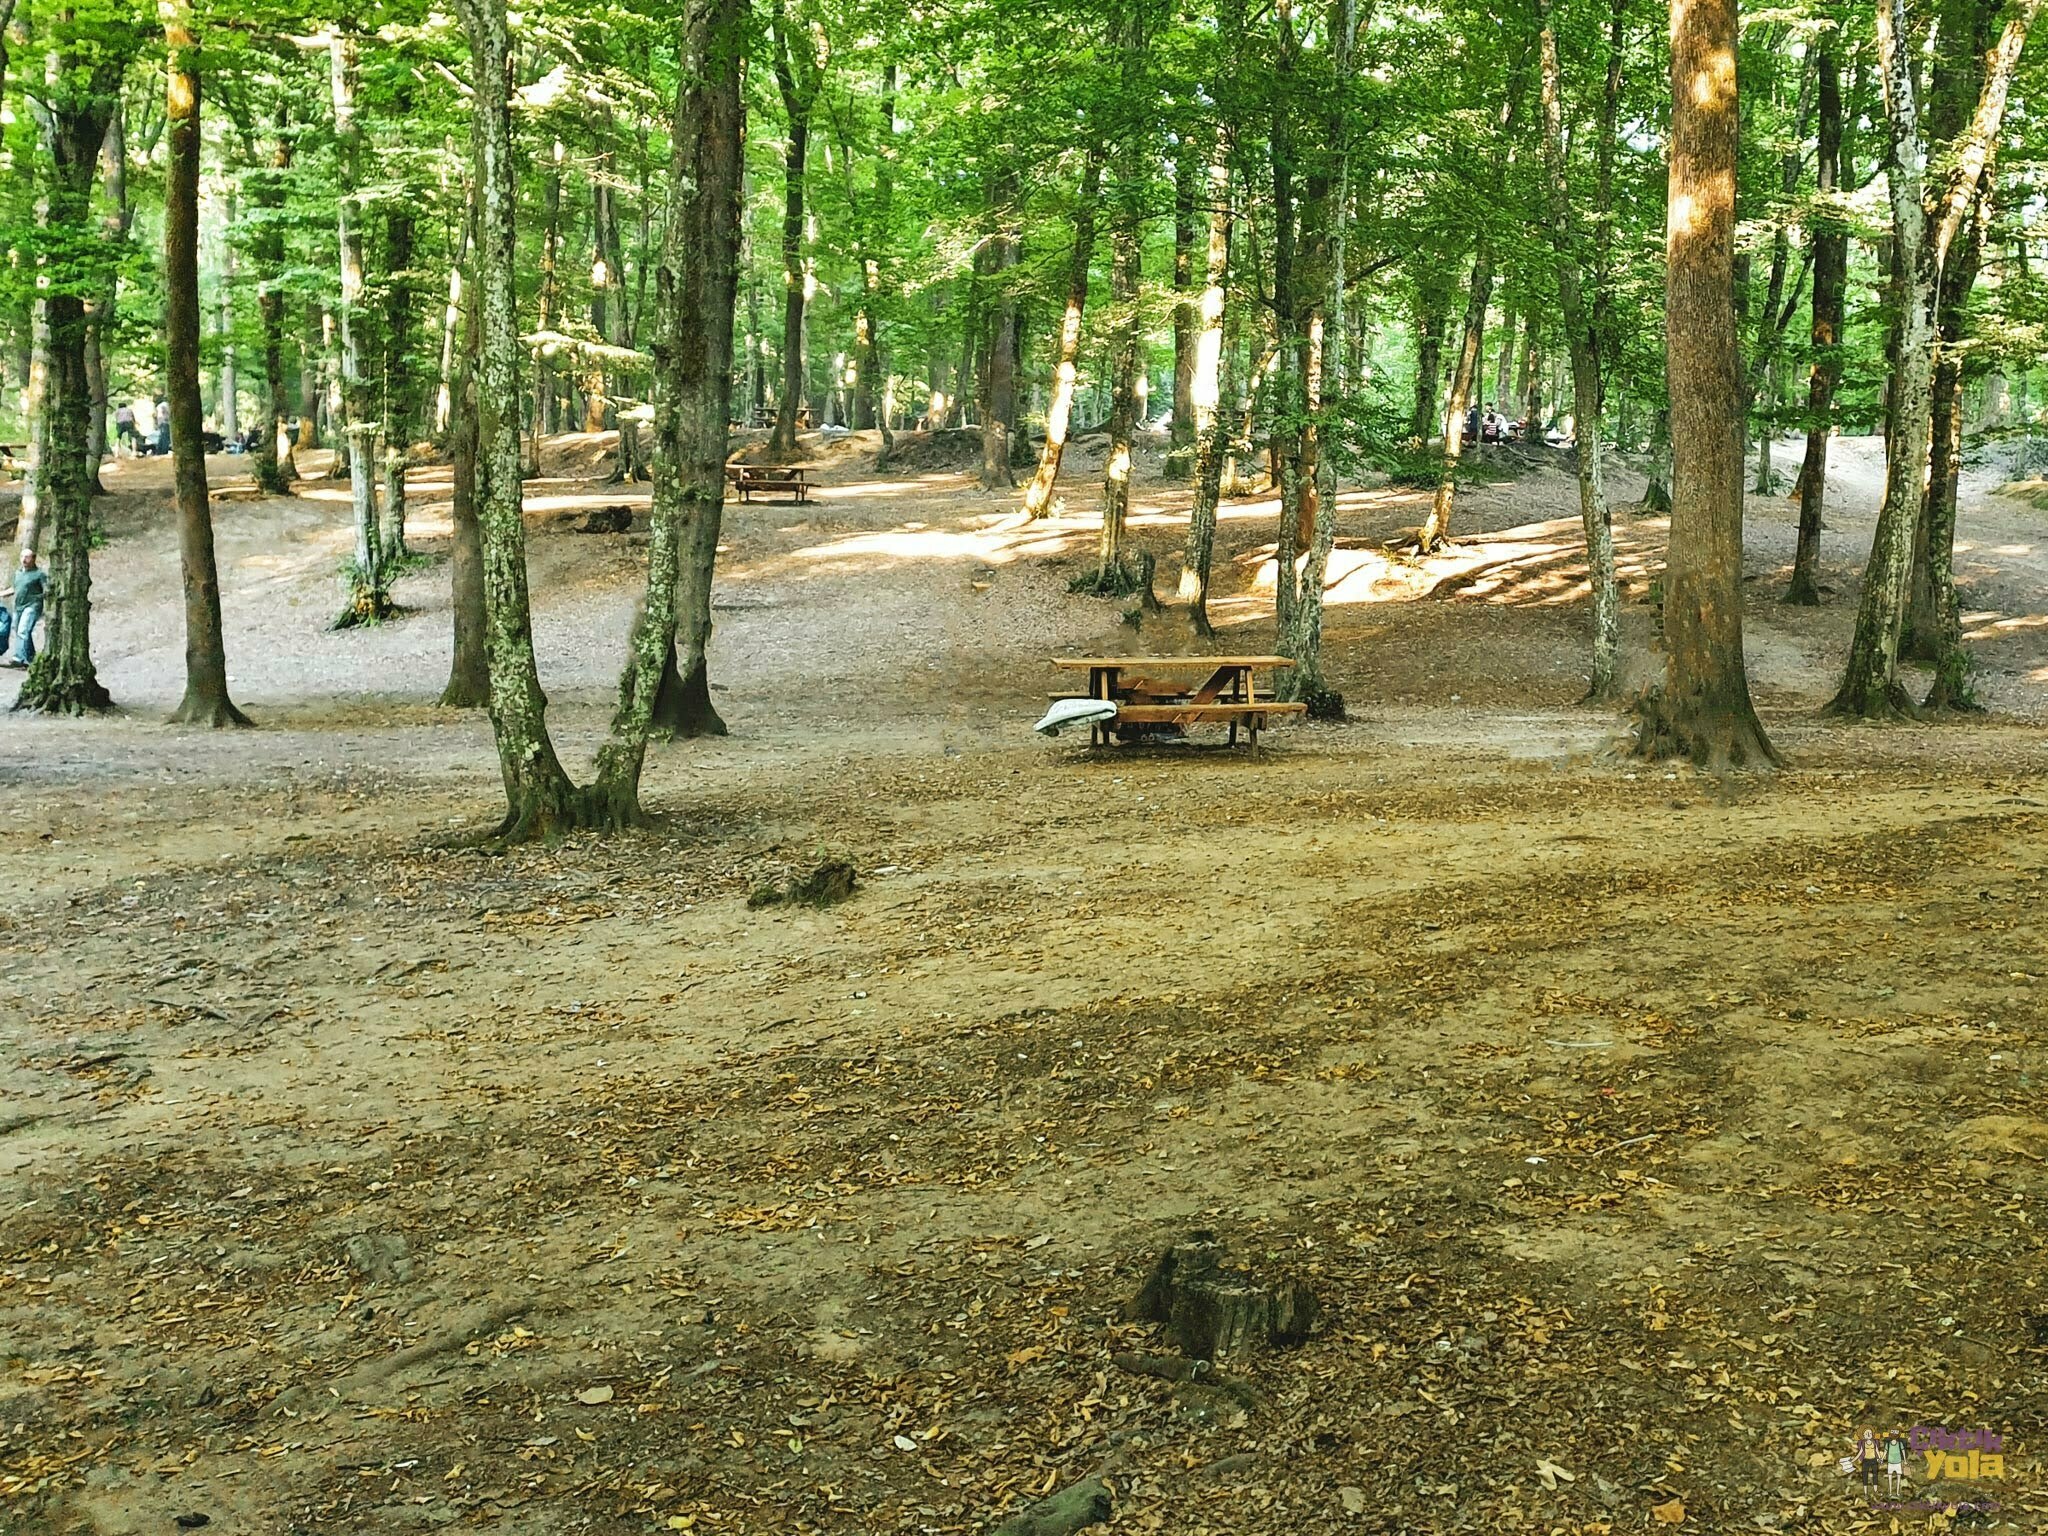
988,1476,1111,1536
747,856,857,909
1128,1232,1318,1362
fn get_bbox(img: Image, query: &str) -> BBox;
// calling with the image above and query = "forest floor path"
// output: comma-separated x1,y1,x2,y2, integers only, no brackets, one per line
3,436,2046,1533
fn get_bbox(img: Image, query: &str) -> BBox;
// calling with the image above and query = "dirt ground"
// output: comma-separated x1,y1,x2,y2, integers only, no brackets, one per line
3,433,2047,1534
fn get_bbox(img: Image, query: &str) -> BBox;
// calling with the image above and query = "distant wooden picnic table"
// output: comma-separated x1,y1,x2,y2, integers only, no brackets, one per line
1050,655,1306,747
725,464,811,503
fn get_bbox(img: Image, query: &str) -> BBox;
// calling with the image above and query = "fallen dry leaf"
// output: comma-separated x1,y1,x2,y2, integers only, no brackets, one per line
1651,1497,1686,1525
575,1385,614,1405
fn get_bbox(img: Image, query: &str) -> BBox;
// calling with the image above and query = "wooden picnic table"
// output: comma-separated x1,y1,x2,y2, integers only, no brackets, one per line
1050,654,1306,747
725,463,811,503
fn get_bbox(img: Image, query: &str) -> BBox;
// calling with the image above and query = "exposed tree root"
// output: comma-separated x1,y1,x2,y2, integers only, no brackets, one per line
12,663,113,716
168,691,254,729
1781,573,1822,607
1629,686,1784,770
1068,560,1144,598
1821,676,1921,723
651,648,728,740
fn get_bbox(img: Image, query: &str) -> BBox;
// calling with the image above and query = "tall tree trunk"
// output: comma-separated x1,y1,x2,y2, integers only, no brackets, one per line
1166,143,1199,479
1634,0,1778,766
434,214,470,439
163,2,249,727
298,307,322,454
1085,181,1143,591
84,99,125,497
1830,0,2041,716
1787,44,1844,605
383,198,417,562
252,120,297,492
1022,148,1106,518
1921,188,1989,710
1408,272,1450,444
858,63,896,453
1536,0,1619,699
441,246,488,710
331,29,389,626
1178,150,1233,635
1280,0,1353,714
15,38,127,715
451,0,583,837
769,8,821,460
979,176,1019,489
624,0,747,759
1416,242,1492,552
532,139,563,459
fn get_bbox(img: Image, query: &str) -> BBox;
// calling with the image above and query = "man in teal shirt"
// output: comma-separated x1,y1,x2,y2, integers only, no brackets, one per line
4,549,45,667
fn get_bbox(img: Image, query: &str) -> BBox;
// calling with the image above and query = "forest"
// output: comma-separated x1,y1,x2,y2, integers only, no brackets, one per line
4,0,2048,1526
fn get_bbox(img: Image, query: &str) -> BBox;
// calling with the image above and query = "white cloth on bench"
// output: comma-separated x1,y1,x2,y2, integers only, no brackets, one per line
1034,698,1119,736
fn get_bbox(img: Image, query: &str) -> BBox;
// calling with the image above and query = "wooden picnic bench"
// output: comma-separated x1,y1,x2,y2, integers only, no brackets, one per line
1050,655,1307,748
725,464,811,504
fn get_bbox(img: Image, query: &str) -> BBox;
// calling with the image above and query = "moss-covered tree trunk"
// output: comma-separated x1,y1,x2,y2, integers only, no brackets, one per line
600,0,747,791
452,0,583,837
1022,149,1105,519
1921,193,1989,711
163,2,249,728
1632,0,1778,768
1408,273,1450,446
15,34,128,716
83,99,125,498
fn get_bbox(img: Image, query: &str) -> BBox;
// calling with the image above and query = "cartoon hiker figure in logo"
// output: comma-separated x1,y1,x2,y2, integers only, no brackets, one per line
1885,1431,1907,1495
1859,1429,1882,1494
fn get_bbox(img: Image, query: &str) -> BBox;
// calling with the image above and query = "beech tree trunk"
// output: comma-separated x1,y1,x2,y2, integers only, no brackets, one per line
1178,150,1233,635
331,30,389,626
1167,144,1198,480
1022,149,1106,518
83,100,125,497
163,3,249,728
1634,0,1777,767
1408,274,1450,444
253,116,297,493
382,198,417,561
1416,242,1492,553
1830,0,2041,716
1536,0,1619,699
770,9,821,461
15,39,126,716
442,215,488,709
1787,44,1844,606
1921,192,1989,710
452,0,583,837
1278,0,1352,715
1085,187,1143,591
979,177,1019,489
629,0,747,758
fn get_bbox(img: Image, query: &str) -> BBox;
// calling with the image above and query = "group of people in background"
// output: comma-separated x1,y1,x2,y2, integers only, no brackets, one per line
112,397,173,458
1462,400,1574,449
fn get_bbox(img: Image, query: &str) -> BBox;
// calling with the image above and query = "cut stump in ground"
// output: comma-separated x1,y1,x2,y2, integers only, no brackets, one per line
1127,1231,1318,1362
748,856,858,909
